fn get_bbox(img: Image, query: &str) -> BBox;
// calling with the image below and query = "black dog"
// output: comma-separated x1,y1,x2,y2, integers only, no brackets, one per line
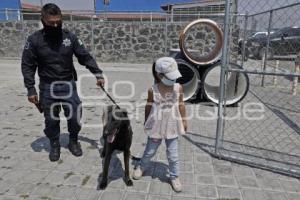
99,105,133,189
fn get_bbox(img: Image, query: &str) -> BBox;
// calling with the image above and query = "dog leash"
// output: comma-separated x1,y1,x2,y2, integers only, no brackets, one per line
100,85,121,109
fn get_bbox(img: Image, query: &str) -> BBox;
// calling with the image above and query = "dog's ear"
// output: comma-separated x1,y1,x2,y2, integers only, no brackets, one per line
112,108,128,120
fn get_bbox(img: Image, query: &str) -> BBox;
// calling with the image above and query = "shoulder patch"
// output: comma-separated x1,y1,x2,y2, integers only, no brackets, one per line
63,38,71,47
24,41,30,50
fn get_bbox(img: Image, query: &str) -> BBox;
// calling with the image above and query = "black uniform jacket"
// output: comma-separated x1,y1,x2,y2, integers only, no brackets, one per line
21,29,103,96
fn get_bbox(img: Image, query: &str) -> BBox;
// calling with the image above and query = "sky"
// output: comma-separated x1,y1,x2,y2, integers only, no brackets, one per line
0,0,21,20
0,0,21,10
3,0,300,12
96,0,192,11
17,0,192,11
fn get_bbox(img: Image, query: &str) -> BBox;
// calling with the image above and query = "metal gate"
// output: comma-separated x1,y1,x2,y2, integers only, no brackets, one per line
208,1,300,178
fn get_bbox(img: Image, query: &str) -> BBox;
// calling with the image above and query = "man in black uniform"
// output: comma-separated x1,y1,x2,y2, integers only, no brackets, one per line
21,3,105,162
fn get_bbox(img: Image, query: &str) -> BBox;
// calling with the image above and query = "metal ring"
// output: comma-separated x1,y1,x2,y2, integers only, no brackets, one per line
179,19,223,65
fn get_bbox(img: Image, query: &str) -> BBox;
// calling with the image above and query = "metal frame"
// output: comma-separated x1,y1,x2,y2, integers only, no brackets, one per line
215,0,230,155
179,18,224,65
214,0,300,178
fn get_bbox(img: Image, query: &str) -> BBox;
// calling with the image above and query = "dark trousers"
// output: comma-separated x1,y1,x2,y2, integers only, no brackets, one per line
39,80,82,142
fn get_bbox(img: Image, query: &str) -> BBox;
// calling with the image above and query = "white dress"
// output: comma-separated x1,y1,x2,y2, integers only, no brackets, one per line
144,83,185,139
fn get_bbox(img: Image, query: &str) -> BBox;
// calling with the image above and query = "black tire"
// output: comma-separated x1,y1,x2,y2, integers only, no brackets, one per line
259,47,274,60
242,48,249,61
253,51,260,60
238,40,249,61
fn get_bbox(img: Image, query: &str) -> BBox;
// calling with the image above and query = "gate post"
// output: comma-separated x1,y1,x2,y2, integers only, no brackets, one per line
273,60,279,86
292,54,300,95
215,0,231,155
261,10,273,87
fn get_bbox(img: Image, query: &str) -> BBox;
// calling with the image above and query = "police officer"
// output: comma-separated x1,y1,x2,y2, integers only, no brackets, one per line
21,3,105,162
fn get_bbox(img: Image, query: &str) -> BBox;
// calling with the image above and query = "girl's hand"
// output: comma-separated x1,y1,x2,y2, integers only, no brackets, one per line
28,95,39,104
183,120,187,132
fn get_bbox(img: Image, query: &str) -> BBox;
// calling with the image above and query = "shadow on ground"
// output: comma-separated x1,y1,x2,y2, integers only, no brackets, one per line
30,133,99,152
31,133,170,189
183,132,300,178
96,150,170,189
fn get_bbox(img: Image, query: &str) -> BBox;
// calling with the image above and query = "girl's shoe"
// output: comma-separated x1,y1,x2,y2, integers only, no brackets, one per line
132,166,144,180
171,178,182,192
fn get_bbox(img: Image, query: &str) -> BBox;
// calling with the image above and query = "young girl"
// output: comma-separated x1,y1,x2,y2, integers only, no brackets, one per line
133,57,187,192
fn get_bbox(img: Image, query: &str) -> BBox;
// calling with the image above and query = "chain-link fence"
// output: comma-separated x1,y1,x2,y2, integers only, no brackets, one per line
0,9,226,22
202,1,300,178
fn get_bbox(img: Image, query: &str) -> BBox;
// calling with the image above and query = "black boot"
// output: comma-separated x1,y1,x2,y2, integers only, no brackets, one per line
68,139,83,157
49,140,60,162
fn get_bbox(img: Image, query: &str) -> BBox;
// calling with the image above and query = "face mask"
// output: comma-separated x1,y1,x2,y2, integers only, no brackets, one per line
42,20,62,38
161,77,176,86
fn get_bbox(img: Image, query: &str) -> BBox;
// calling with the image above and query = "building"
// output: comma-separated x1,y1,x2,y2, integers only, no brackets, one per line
161,0,300,29
161,0,225,14
97,12,166,22
161,0,225,22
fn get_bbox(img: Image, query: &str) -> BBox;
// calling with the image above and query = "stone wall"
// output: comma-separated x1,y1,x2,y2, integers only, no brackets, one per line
0,21,186,63
0,21,40,58
0,20,237,63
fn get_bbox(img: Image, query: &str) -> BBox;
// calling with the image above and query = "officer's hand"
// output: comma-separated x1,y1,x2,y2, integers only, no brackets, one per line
28,95,39,104
96,78,105,88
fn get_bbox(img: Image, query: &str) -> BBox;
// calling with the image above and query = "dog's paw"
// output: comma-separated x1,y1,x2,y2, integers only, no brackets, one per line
98,181,107,190
125,179,133,186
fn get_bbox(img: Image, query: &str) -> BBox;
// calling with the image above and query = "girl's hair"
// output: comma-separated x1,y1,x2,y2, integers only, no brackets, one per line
152,62,160,83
